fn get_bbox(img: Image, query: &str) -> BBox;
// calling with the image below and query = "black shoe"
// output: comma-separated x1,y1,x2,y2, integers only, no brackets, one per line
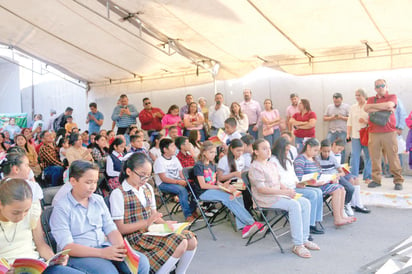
353,206,371,214
368,181,381,188
394,184,403,191
308,234,313,241
310,225,325,235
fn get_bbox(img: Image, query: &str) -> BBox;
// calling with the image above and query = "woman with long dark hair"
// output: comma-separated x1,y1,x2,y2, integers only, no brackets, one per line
289,98,317,152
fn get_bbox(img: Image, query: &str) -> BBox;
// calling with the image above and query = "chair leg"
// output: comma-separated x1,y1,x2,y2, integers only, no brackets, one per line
158,192,173,220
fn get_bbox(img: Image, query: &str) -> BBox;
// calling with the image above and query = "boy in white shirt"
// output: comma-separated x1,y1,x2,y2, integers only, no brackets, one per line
153,138,196,221
224,117,242,145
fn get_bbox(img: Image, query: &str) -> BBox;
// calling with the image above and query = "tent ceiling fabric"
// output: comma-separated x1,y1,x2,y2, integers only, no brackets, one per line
1,0,412,92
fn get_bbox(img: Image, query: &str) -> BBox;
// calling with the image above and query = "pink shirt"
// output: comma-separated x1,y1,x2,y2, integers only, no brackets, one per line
286,105,299,119
260,109,280,136
240,100,261,125
249,160,281,208
184,112,204,131
161,114,183,136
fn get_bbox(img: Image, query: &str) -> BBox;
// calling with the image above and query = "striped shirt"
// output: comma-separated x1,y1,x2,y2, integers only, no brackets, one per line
316,154,340,174
293,154,321,181
111,104,139,128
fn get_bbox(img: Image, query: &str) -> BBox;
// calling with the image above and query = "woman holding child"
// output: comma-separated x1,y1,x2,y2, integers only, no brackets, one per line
110,153,197,274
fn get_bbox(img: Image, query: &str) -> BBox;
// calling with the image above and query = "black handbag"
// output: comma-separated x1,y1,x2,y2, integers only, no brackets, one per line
368,97,391,126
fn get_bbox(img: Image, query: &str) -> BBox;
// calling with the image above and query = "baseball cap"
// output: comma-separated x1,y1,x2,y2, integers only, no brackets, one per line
333,92,343,99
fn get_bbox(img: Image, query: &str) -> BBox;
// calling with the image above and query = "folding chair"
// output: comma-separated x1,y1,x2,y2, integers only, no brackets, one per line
241,171,286,253
154,181,181,221
41,186,62,209
41,207,57,253
323,194,333,216
182,167,230,241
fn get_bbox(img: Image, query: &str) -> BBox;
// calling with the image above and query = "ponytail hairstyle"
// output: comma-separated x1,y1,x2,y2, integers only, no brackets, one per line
227,139,243,172
0,152,27,177
0,178,32,205
271,137,291,170
301,138,320,156
198,141,215,163
68,160,99,181
150,133,163,149
68,133,80,146
251,139,267,162
109,137,125,154
119,153,151,183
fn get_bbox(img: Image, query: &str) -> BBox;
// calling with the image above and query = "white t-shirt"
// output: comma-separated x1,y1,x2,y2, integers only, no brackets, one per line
217,155,245,179
153,155,183,186
227,131,242,142
110,180,156,220
149,147,161,160
269,156,298,189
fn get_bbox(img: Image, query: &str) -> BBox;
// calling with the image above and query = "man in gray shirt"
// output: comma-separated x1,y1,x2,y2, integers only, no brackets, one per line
323,92,350,163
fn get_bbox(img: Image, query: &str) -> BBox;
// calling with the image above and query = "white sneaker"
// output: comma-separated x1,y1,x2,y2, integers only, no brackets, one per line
344,204,354,216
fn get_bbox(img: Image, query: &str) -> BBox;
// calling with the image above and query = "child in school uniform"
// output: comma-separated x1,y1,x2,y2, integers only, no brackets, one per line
50,160,150,274
110,153,197,274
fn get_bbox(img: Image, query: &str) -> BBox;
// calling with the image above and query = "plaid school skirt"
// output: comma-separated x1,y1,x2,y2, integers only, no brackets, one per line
127,230,196,272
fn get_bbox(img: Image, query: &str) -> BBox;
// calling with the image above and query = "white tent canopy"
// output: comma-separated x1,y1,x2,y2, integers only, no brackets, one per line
1,0,412,92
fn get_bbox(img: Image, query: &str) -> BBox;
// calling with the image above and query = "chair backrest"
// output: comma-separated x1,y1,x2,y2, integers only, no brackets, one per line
41,206,57,253
41,186,63,208
182,167,200,199
104,196,111,213
241,171,260,209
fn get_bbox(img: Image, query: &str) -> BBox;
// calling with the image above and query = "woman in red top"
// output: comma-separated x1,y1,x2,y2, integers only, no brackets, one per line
289,99,317,153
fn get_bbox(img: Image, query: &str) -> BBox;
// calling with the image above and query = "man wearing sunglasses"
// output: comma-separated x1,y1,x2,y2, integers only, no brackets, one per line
364,79,404,190
138,97,165,138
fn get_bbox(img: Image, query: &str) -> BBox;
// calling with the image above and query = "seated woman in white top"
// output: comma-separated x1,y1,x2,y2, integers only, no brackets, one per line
270,137,324,235
0,178,81,274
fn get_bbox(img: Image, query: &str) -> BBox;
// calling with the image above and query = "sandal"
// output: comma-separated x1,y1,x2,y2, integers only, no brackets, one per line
304,241,320,251
292,245,311,258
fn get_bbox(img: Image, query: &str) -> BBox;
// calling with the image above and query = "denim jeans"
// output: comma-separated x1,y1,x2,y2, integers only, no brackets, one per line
44,165,64,186
159,182,196,218
339,176,354,204
327,131,347,164
350,138,371,180
200,189,255,230
264,128,281,148
295,187,323,226
271,197,311,246
295,137,304,153
43,265,84,274
248,124,259,140
68,257,130,274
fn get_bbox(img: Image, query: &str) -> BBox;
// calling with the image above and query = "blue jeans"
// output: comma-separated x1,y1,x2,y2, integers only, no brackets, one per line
350,138,371,180
44,165,64,186
327,131,347,164
159,183,196,218
270,197,311,246
339,176,354,204
295,137,304,153
264,128,281,148
200,189,255,230
68,257,130,274
43,265,84,274
248,124,258,140
295,187,323,226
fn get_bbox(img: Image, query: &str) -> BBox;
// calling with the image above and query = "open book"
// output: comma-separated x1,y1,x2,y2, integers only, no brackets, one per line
124,239,140,274
318,174,337,184
0,249,70,274
208,129,228,146
276,193,303,200
144,222,190,236
218,185,242,199
231,179,246,191
299,172,318,185
341,163,351,175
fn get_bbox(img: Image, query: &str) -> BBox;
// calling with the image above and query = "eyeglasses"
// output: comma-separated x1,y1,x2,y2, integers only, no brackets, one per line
132,170,151,182
144,102,151,106
375,84,385,89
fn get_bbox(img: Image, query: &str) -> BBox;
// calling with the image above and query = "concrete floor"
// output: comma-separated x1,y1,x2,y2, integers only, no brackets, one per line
163,176,412,274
